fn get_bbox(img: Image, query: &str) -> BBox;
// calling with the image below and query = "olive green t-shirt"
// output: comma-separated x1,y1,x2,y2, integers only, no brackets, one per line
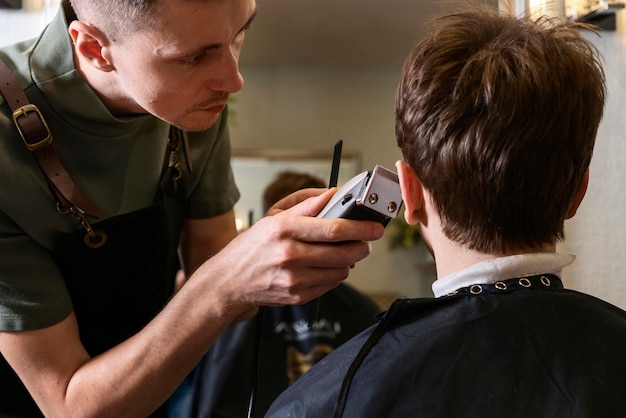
0,5,240,331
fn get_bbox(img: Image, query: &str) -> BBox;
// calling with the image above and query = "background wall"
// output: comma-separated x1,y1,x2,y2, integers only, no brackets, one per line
2,1,625,307
0,0,58,46
559,10,626,309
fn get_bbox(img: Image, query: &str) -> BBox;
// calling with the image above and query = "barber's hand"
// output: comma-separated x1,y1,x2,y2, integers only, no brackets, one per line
264,187,330,217
196,188,384,316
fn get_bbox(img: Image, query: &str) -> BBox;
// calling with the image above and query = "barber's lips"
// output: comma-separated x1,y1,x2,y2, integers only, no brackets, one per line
204,103,226,113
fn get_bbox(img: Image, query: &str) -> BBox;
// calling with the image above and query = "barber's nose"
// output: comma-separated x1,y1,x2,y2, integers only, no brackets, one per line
213,50,244,94
226,67,244,94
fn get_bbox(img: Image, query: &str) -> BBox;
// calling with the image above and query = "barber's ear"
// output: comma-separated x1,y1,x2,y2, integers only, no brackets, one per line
566,169,589,219
68,20,114,72
395,160,424,225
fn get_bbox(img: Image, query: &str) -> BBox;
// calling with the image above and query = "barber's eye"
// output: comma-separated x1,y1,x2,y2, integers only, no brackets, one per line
182,55,202,65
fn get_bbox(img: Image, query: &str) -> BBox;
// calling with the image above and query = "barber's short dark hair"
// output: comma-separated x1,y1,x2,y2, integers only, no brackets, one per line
70,0,160,41
395,6,605,252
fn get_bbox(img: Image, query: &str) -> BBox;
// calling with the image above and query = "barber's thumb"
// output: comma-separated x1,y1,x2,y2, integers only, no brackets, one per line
280,188,337,217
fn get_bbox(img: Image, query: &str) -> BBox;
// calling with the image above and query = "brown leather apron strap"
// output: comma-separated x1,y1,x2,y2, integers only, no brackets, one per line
0,58,99,218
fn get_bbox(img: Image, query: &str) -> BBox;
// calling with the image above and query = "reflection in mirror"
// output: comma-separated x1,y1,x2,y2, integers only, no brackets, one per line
231,149,361,230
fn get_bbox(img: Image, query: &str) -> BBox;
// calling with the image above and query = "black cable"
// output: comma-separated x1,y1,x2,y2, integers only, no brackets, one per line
309,139,343,327
246,306,265,418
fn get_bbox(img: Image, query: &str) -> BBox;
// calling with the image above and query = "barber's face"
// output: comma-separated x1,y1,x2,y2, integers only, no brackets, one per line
108,0,255,131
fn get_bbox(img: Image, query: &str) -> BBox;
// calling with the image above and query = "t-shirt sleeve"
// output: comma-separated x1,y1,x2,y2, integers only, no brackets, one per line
0,230,73,332
183,107,240,219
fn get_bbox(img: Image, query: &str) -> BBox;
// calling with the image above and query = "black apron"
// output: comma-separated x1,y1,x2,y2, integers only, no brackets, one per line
0,155,186,417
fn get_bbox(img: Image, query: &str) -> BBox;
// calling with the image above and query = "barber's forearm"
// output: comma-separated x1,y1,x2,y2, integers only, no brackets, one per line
61,275,237,418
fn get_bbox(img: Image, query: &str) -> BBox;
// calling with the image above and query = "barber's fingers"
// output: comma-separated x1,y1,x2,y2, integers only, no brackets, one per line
204,211,383,311
266,188,335,217
266,189,385,244
263,279,343,307
257,213,384,245
257,238,372,273
255,240,373,306
248,250,358,306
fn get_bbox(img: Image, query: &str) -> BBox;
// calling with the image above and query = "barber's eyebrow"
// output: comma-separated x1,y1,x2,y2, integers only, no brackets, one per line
168,9,258,59
241,9,258,34
201,10,258,51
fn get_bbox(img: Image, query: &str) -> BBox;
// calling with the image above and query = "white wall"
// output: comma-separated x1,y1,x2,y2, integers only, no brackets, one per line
558,11,626,309
0,0,58,47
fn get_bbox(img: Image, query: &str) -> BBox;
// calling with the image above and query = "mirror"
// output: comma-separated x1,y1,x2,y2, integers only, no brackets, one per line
231,149,361,229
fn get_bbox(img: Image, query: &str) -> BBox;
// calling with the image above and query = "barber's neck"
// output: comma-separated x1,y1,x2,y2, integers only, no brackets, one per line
74,54,146,117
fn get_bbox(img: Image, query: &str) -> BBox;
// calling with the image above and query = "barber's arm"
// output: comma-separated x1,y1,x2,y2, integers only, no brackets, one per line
0,189,384,418
178,209,238,282
179,209,260,322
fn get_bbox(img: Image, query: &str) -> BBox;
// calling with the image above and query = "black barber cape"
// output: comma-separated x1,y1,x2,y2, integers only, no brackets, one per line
190,283,381,418
266,275,626,418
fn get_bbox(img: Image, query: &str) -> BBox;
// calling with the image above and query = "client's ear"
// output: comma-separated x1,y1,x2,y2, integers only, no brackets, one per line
396,160,424,225
566,169,589,219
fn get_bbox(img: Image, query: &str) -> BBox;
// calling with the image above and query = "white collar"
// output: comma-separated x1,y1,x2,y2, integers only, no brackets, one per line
432,253,575,298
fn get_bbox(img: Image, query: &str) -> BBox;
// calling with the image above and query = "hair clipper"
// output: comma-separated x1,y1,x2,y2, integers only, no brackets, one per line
317,164,403,226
